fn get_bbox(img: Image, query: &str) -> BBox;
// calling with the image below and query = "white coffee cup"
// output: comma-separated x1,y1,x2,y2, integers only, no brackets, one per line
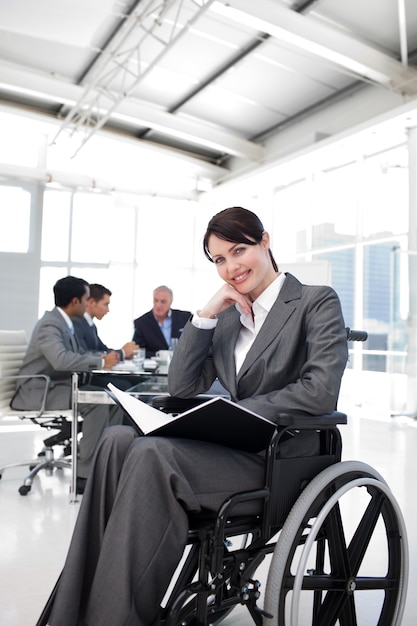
155,349,171,363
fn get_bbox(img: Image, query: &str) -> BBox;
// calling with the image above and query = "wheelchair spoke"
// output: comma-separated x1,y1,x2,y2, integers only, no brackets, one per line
325,502,350,579
339,594,358,626
306,490,385,624
346,489,384,576
311,494,398,625
264,462,408,626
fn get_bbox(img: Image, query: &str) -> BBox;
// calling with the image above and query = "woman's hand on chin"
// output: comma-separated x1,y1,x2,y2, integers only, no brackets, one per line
198,283,252,318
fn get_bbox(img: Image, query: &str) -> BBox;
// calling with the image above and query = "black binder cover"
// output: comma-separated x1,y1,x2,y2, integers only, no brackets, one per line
107,383,276,453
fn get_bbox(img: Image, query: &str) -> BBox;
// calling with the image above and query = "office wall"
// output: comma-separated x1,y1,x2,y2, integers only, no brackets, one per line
0,181,43,338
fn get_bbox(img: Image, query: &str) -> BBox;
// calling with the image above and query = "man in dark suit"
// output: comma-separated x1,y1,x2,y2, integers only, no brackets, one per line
74,283,138,361
74,283,140,391
132,285,191,357
11,276,125,490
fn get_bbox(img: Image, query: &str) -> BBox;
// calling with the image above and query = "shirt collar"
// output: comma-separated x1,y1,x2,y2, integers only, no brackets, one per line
56,306,73,331
236,272,286,318
254,272,286,315
84,312,94,326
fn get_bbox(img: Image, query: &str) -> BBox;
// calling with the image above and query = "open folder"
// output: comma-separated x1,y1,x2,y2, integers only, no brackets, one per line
106,383,276,453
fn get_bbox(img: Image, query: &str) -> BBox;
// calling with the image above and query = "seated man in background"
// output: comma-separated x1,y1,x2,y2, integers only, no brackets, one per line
11,276,126,493
74,282,140,391
133,285,191,357
74,283,138,361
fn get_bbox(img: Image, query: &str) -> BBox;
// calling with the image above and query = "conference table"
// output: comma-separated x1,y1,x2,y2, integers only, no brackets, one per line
69,365,169,502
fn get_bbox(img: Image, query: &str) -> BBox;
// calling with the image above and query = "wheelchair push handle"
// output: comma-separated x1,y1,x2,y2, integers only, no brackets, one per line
346,328,368,342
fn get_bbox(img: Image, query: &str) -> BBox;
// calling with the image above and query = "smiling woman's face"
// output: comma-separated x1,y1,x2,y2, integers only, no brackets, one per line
208,232,277,301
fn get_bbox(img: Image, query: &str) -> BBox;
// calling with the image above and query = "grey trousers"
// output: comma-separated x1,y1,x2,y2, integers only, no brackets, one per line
77,402,124,478
44,426,266,626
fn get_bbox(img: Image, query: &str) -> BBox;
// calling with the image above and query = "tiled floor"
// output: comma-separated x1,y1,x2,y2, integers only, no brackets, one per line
0,395,416,626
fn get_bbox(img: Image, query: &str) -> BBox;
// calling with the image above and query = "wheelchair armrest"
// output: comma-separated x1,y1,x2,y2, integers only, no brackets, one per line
275,410,347,428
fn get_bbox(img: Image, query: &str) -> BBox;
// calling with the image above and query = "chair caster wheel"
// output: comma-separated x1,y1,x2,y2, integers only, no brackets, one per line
19,484,31,496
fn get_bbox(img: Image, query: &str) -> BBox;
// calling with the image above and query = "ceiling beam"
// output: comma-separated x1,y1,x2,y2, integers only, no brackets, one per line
0,63,263,161
212,0,417,94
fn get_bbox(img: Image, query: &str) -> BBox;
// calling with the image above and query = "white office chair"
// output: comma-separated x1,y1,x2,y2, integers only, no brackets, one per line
0,329,74,495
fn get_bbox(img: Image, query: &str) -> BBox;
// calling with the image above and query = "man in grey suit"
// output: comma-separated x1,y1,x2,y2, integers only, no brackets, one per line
73,283,138,360
37,208,349,626
11,276,125,489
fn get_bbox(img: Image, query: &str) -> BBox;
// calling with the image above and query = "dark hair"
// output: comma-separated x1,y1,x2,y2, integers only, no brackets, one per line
89,283,112,302
203,206,278,272
53,276,89,307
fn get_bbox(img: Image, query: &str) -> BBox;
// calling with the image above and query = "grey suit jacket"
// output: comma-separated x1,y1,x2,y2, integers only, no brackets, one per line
11,308,103,411
73,315,123,359
168,273,348,423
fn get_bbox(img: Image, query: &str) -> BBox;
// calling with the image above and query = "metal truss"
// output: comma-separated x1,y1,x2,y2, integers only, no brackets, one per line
52,0,216,155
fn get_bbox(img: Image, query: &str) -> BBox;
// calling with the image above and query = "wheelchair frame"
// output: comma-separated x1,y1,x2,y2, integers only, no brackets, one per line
152,337,409,626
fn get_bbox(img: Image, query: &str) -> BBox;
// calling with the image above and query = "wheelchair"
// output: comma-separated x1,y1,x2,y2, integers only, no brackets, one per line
151,330,409,626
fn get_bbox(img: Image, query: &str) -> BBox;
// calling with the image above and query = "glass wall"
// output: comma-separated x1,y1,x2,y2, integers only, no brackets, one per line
38,188,210,346
0,107,413,413
270,144,409,413
0,109,224,346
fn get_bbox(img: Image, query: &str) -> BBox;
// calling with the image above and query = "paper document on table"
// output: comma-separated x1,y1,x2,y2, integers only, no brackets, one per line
106,383,276,452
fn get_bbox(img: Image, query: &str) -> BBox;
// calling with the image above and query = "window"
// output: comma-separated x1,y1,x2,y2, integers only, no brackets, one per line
273,145,409,378
0,185,31,253
41,190,71,261
71,193,113,264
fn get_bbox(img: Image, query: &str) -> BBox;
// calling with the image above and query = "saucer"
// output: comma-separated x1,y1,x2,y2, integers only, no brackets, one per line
143,359,158,372
112,361,137,371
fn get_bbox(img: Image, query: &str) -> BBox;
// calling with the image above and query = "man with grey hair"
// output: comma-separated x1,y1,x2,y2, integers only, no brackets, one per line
132,285,191,357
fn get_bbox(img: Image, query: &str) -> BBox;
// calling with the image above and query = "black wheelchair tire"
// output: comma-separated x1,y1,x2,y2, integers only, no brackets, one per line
264,460,408,626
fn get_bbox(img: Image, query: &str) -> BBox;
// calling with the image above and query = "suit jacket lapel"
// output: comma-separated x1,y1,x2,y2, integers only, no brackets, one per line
220,308,241,398
69,326,79,351
91,322,99,351
237,273,302,381
53,307,79,352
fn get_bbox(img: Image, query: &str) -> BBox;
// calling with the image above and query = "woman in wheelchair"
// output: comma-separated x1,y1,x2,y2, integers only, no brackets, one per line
38,206,350,626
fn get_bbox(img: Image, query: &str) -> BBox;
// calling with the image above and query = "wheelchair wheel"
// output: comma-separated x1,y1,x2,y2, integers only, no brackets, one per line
264,461,408,626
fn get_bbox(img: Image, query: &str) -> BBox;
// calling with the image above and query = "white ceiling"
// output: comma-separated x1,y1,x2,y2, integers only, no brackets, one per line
1,0,417,196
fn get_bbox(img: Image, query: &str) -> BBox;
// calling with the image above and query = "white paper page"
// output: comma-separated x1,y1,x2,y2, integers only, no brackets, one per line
107,383,173,433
